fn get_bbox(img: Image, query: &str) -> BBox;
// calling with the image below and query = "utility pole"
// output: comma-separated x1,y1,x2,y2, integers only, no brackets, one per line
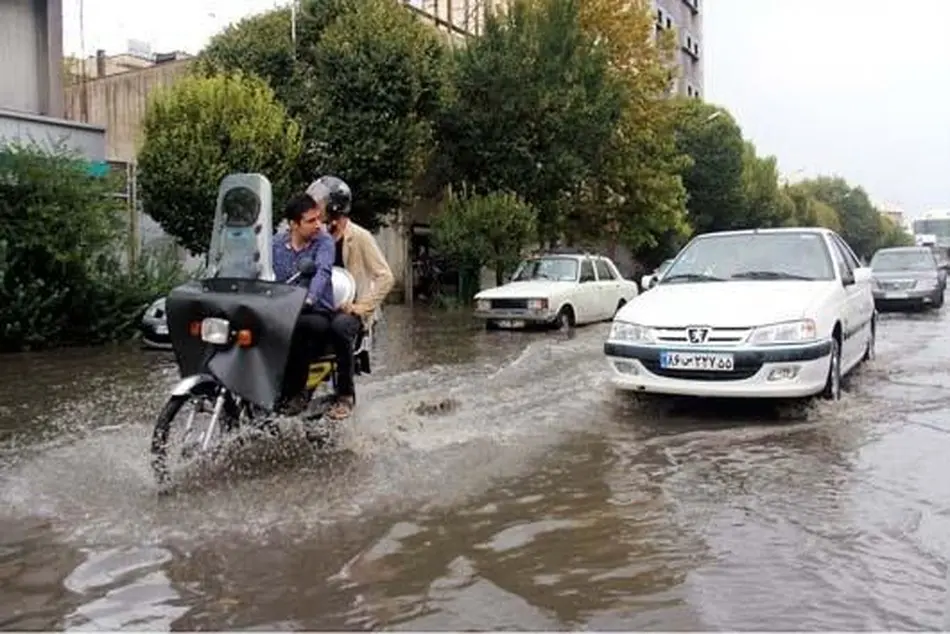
290,0,298,57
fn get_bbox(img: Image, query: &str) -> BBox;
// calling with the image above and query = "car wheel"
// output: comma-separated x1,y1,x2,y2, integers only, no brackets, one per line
822,337,842,400
554,306,574,331
614,299,626,317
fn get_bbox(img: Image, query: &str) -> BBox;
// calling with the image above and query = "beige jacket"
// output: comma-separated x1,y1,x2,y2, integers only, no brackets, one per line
339,220,394,326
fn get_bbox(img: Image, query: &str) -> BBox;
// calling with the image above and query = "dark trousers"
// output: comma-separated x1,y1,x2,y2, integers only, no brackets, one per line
281,310,362,400
281,308,331,400
327,312,362,398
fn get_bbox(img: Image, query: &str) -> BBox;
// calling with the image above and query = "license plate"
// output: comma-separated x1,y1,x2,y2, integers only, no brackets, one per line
155,324,169,335
884,291,909,299
497,320,525,329
660,351,734,371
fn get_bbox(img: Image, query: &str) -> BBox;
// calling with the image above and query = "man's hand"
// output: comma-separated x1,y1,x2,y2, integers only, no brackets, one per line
340,301,368,316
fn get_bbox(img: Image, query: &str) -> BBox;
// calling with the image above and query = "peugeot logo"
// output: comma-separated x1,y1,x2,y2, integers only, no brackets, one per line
686,326,710,344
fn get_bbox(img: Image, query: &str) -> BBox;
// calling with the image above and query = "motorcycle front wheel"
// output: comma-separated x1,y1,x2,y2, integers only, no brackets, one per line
150,382,232,488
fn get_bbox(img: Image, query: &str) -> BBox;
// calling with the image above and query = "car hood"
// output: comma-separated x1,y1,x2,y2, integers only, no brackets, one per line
872,269,938,281
475,280,575,299
616,280,836,327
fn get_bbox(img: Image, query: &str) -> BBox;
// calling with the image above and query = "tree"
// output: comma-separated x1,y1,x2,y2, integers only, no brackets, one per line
303,0,450,231
137,72,302,255
784,182,842,232
573,0,689,255
431,187,537,298
795,176,881,259
874,213,914,250
739,141,795,229
670,98,746,236
198,0,450,231
438,0,625,246
0,143,182,351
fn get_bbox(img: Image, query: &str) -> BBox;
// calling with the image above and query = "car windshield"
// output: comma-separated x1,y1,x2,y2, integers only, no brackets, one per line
512,257,578,282
661,231,835,284
870,250,935,271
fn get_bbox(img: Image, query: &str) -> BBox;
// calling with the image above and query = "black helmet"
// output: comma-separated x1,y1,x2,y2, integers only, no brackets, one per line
306,175,352,218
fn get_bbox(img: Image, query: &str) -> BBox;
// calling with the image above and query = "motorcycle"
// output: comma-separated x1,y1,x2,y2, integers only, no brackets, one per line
149,173,375,488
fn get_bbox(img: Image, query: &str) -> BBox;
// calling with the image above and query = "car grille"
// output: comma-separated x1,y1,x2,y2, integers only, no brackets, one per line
877,280,916,291
490,298,528,310
652,326,753,346
640,360,762,381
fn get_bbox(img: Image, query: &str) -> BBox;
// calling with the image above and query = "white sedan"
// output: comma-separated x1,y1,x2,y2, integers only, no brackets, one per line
604,227,876,400
474,252,639,329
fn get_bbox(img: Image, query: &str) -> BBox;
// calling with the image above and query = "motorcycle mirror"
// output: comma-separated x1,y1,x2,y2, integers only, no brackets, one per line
296,258,317,277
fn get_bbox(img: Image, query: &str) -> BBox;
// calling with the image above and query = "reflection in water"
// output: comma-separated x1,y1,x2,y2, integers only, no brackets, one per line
1,305,950,628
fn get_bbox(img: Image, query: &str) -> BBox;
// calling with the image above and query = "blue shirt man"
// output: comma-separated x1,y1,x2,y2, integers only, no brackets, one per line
272,193,336,313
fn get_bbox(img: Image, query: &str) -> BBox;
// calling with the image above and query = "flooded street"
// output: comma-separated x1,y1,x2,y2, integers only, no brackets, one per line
2,304,950,630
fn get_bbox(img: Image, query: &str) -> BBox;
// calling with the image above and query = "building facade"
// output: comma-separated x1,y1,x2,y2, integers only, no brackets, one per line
0,0,106,160
654,0,703,99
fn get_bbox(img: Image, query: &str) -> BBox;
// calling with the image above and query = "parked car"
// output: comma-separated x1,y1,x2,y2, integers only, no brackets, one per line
474,251,639,330
640,258,673,291
604,227,876,400
870,245,946,310
140,297,172,350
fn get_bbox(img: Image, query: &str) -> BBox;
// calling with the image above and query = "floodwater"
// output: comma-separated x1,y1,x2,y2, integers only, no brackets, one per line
2,304,950,630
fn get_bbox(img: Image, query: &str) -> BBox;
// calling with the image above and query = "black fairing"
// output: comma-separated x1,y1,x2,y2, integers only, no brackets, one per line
165,277,308,409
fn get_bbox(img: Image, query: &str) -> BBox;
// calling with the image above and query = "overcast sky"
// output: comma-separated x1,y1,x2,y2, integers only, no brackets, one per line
61,0,950,218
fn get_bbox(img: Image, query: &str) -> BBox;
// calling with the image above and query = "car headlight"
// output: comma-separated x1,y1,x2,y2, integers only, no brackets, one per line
527,298,548,310
918,279,936,290
146,297,166,319
748,319,817,345
608,321,656,344
476,299,490,311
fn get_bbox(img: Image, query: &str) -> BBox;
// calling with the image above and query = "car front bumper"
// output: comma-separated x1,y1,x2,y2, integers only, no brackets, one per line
474,308,558,325
872,287,942,307
140,317,172,349
604,339,833,398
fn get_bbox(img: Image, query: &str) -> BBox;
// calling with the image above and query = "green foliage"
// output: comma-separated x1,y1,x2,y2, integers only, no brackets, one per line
793,176,882,259
875,214,914,250
670,98,746,236
304,0,450,231
431,187,537,294
198,0,449,231
137,72,302,255
784,182,842,232
0,143,184,352
739,141,795,229
575,0,689,255
438,0,625,245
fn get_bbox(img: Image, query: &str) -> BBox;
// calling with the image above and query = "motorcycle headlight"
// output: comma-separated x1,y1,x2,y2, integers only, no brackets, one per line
200,317,231,345
608,321,655,344
748,319,817,346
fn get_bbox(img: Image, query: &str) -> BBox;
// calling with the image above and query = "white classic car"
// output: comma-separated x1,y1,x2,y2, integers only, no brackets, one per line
604,227,876,400
474,252,640,329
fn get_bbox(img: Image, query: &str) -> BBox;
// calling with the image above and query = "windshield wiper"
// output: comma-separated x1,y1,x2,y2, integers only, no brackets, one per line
731,270,817,281
662,273,727,283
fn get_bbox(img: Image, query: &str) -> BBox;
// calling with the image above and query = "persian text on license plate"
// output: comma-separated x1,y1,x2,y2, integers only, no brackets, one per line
884,291,909,299
498,319,525,329
660,351,734,371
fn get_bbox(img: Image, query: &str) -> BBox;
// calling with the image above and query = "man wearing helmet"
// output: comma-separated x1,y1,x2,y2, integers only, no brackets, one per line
306,175,394,420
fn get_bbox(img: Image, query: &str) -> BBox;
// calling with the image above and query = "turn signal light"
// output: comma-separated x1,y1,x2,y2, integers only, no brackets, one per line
236,329,254,347
188,321,201,337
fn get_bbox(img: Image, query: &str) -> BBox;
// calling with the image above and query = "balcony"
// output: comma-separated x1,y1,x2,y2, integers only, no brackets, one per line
681,33,700,60
682,0,699,15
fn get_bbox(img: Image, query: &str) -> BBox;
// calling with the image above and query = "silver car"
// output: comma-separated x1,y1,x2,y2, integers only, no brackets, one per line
870,246,947,310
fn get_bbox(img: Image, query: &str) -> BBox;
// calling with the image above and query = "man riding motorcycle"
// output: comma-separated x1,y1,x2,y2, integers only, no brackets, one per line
272,192,336,415
306,175,394,420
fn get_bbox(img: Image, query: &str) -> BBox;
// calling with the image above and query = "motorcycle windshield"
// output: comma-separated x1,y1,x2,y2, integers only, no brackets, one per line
165,277,308,409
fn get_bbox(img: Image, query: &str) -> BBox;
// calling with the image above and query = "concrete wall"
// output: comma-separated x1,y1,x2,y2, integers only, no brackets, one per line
0,0,64,117
63,59,192,163
0,108,105,160
654,0,703,98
